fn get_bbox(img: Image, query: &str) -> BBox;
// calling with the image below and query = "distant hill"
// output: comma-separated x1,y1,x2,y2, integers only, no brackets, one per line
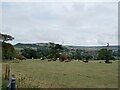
14,43,119,51
66,45,119,50
14,43,48,48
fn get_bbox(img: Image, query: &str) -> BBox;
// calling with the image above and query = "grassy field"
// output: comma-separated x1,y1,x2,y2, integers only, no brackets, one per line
2,60,118,88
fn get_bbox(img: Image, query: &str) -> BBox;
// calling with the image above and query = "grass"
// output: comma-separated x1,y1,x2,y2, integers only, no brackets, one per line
2,59,118,88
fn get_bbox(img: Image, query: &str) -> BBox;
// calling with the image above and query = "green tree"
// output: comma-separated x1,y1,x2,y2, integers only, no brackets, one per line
21,48,39,59
0,33,14,42
1,33,15,60
98,49,114,62
37,46,50,59
2,42,15,60
15,53,26,60
49,42,63,60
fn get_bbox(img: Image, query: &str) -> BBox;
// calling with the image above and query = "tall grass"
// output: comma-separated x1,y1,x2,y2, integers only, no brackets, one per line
2,60,118,88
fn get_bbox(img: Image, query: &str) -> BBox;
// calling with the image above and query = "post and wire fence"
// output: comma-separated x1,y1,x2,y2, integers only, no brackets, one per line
4,64,16,90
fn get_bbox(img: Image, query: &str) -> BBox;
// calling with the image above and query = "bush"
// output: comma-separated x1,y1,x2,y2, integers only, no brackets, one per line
15,53,26,60
2,42,15,60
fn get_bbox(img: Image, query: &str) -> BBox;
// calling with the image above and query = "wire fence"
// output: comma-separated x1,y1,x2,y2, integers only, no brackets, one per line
4,64,16,90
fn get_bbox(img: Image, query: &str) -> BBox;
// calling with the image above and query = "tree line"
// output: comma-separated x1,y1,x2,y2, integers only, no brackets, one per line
1,33,118,62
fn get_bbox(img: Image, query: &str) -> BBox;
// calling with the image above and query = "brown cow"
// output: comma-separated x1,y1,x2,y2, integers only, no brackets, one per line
64,60,70,63
82,60,89,63
59,53,70,62
105,60,112,63
48,59,52,62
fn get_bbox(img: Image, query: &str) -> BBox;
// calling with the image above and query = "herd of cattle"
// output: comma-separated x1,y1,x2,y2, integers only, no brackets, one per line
13,57,112,64
13,53,112,63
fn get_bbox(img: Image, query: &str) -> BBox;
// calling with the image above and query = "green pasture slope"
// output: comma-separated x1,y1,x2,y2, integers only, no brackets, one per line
2,60,118,88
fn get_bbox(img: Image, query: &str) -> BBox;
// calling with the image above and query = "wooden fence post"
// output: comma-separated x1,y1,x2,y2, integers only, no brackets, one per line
4,64,10,80
7,65,10,80
4,64,8,80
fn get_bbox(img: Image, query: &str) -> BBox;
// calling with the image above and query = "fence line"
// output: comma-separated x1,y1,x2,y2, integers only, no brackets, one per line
4,64,16,90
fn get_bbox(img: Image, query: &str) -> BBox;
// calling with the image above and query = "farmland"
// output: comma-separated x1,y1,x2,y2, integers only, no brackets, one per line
2,60,118,88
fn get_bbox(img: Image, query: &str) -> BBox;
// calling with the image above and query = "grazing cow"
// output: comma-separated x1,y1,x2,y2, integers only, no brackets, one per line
105,60,112,63
48,59,52,62
57,58,59,60
52,58,57,61
59,54,70,62
76,60,79,62
15,54,26,61
82,60,89,63
64,60,70,63
59,59,64,62
16,57,26,61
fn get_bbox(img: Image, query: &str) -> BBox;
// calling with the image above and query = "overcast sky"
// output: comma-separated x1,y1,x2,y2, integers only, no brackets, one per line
1,2,118,46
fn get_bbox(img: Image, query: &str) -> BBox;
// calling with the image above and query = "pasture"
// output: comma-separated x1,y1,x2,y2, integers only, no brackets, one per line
2,60,118,88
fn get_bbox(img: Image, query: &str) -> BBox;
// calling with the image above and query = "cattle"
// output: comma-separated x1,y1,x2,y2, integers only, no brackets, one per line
59,53,70,62
82,60,89,63
105,60,112,64
57,58,59,60
15,56,26,61
59,59,64,62
48,59,52,62
64,60,70,63
52,58,57,61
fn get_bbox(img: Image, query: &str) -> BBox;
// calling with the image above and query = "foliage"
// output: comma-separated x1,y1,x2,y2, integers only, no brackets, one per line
0,33,14,42
1,33,15,60
49,42,63,60
98,49,115,61
16,43,97,60
37,46,51,58
21,48,39,59
14,43,40,48
82,55,93,60
2,42,15,60
113,49,120,57
73,49,82,60
15,53,26,60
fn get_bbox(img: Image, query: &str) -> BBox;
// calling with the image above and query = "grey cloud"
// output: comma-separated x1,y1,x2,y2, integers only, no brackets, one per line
1,2,118,46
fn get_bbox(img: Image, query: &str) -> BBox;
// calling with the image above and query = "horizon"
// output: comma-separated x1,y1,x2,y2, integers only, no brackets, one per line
13,42,119,47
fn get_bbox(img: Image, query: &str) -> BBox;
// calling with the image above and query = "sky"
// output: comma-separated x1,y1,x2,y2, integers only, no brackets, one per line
1,1,118,46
